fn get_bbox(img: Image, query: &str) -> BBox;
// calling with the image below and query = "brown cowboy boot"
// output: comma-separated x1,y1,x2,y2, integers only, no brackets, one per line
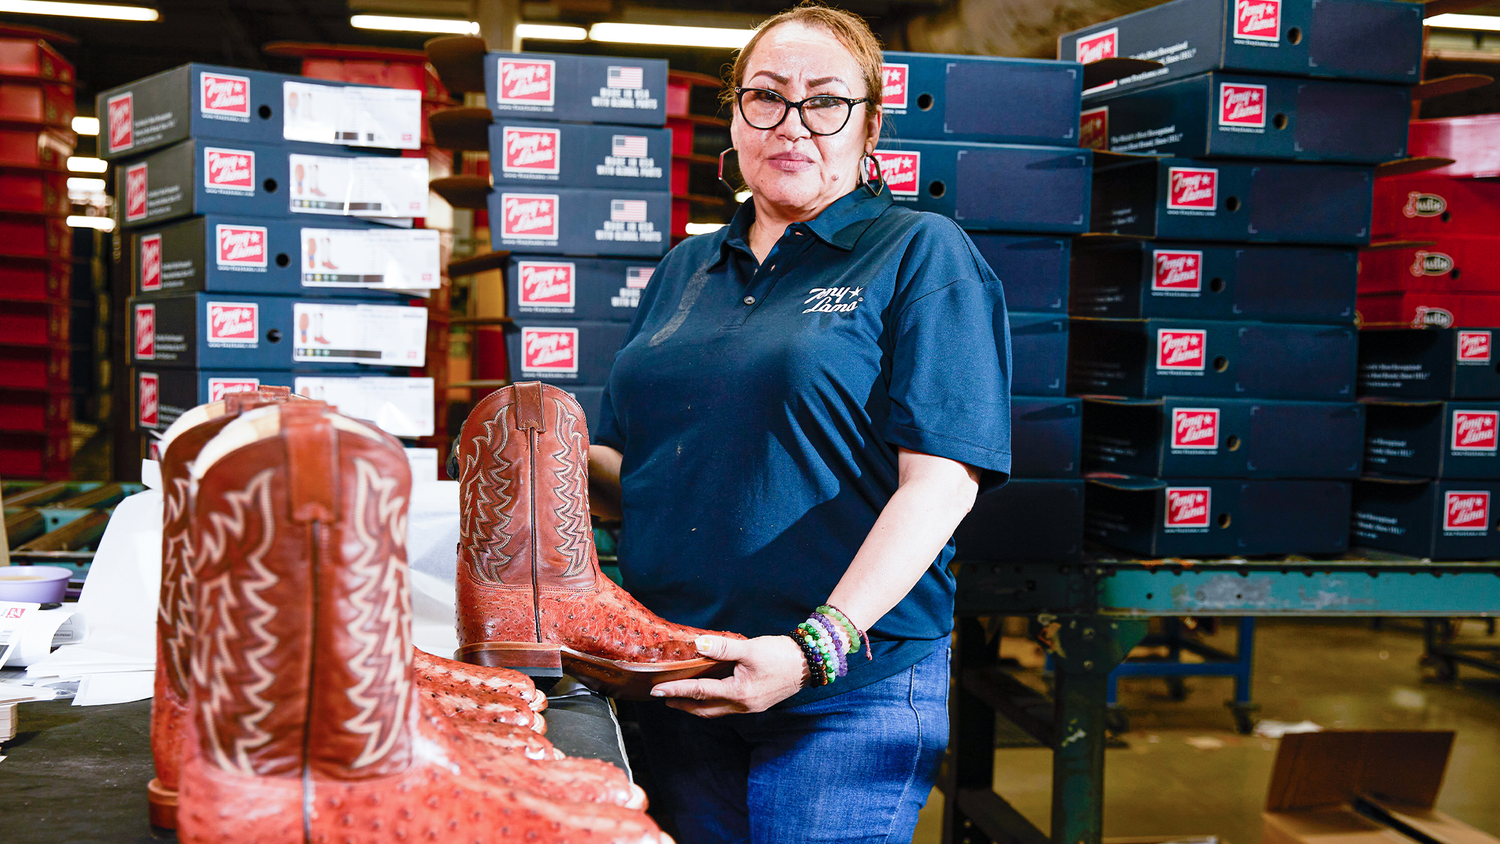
177,402,667,843
455,381,739,699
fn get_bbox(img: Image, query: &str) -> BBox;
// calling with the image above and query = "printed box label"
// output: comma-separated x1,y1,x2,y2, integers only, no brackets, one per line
497,59,556,106
881,64,909,111
521,326,578,373
1168,167,1218,212
138,371,159,428
1157,329,1207,371
1445,490,1490,532
107,92,133,153
1452,411,1498,452
1166,487,1212,529
216,224,268,269
206,301,259,347
1153,249,1203,293
1172,408,1220,451
872,150,920,197
140,233,162,291
519,262,576,309
134,303,155,359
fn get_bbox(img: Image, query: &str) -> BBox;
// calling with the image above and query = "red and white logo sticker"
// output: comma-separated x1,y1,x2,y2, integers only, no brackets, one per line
501,193,559,240
1166,487,1212,528
881,63,909,110
1077,28,1119,92
502,126,560,174
1452,411,1499,452
206,301,258,345
1168,167,1218,211
497,59,556,106
1219,83,1267,128
1459,330,1492,363
208,377,260,402
201,72,251,117
1235,0,1282,42
1153,249,1203,292
872,150,920,197
521,326,578,372
125,162,149,222
1172,408,1221,450
1445,490,1490,532
107,91,133,153
1080,106,1108,151
138,371,159,428
215,224,268,268
205,147,255,192
139,233,162,292
518,261,575,307
134,303,155,360
1403,192,1446,218
1157,329,1207,371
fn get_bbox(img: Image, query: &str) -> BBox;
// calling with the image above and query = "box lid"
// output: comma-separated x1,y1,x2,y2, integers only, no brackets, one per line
1266,730,1454,813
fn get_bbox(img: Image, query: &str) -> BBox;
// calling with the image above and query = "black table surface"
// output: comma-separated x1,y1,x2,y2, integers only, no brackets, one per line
0,690,628,843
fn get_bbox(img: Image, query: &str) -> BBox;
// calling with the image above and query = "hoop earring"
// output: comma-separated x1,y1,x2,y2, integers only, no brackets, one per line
859,153,885,197
718,147,739,194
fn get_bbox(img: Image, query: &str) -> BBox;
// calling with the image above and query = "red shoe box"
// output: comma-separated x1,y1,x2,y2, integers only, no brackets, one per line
0,170,67,215
0,78,74,127
0,429,70,479
0,215,70,259
0,300,69,345
0,258,70,300
1359,293,1500,330
0,36,74,83
1358,236,1500,295
301,56,446,101
0,343,68,390
0,388,70,432
1408,115,1500,179
1372,177,1500,240
0,126,73,170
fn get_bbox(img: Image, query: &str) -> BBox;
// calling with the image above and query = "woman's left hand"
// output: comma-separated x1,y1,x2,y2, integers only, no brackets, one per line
648,634,809,717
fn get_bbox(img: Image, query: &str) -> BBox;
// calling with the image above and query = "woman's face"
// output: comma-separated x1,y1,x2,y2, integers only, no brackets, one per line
731,22,880,221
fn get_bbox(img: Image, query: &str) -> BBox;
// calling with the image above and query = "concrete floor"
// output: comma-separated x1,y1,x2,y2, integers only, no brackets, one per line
912,617,1500,844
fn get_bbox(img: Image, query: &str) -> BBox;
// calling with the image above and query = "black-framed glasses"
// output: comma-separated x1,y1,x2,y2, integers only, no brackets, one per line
734,87,870,136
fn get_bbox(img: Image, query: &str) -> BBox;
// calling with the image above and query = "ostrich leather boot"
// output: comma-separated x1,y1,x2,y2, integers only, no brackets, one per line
455,381,739,699
176,403,666,843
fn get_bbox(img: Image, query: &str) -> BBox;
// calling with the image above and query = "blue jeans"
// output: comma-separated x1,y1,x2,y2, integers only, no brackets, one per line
629,643,951,844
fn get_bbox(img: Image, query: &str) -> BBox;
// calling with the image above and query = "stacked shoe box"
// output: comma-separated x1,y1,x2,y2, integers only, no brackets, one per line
99,63,439,445
1059,0,1427,557
1354,116,1500,559
479,51,671,428
871,52,1092,561
0,30,76,479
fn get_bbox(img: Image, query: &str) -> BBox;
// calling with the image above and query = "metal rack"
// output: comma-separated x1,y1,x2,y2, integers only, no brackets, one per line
942,555,1500,844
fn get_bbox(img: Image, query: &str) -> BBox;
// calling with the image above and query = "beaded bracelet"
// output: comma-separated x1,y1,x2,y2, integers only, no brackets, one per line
787,605,874,688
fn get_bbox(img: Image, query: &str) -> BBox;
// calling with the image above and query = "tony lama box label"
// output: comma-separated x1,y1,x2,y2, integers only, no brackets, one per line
595,65,658,111
872,150,920,198
300,228,441,290
496,59,556,108
1167,167,1218,215
1165,486,1211,532
215,224,268,271
125,162,149,222
1234,0,1282,46
597,199,662,246
204,147,255,194
1218,83,1267,132
1172,407,1221,451
107,92,133,153
521,326,579,375
518,261,575,310
140,233,163,291
134,303,156,359
502,126,561,177
502,193,559,242
1444,490,1490,533
600,134,661,179
1080,106,1109,151
206,301,259,348
1459,331,1491,365
1153,249,1203,296
1452,410,1499,453
288,154,428,218
200,72,251,121
1077,28,1119,93
207,377,260,402
291,302,426,366
1157,328,1207,374
881,64,909,112
282,81,421,150
138,371,159,427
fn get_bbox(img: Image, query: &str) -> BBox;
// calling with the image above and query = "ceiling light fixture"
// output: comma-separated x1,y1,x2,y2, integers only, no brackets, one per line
351,14,478,35
67,177,106,191
67,215,115,231
1426,13,1500,32
517,23,587,41
0,0,158,21
589,22,753,49
72,116,99,135
67,156,107,173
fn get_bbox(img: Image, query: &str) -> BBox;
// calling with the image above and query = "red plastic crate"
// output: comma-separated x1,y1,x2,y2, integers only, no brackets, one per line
0,215,71,259
0,342,69,389
1359,292,1500,329
0,258,69,300
0,126,73,170
671,196,689,238
0,429,71,479
0,170,67,215
0,300,68,345
0,78,74,128
1409,115,1500,179
0,388,70,432
0,37,74,84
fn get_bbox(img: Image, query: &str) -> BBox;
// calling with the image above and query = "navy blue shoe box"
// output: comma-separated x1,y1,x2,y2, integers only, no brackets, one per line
502,319,629,386
1083,396,1364,478
872,142,1090,234
504,256,652,322
1060,0,1424,96
1082,72,1409,162
1069,318,1357,400
1086,476,1352,557
1090,156,1373,245
1358,328,1500,400
1012,397,1081,478
488,121,670,192
485,52,667,125
1353,477,1500,560
1010,312,1069,396
880,52,1082,146
1363,400,1500,479
956,479,1085,562
488,188,669,258
1070,240,1356,323
972,235,1070,314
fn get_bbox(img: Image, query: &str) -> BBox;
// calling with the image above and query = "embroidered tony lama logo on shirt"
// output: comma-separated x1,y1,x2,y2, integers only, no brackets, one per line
803,286,864,314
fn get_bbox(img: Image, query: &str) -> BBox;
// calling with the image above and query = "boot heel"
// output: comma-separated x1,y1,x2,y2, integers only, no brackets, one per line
147,778,177,829
457,642,564,690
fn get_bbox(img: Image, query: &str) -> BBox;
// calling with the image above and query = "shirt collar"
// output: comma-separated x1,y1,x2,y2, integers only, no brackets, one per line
713,186,894,269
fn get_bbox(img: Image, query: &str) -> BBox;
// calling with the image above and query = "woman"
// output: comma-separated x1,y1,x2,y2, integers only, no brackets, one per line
588,3,1012,841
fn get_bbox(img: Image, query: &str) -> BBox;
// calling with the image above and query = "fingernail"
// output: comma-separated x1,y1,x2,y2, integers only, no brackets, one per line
650,688,665,697
695,635,713,651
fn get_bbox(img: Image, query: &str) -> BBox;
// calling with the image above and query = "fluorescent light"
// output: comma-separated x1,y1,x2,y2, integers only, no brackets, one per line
67,156,107,173
351,14,478,35
590,22,752,49
67,177,106,191
1426,13,1500,32
71,116,100,135
517,23,586,41
0,1,158,21
684,222,726,235
67,215,115,231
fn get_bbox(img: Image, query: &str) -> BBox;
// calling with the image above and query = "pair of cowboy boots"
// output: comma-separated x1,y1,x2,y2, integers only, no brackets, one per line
454,382,739,699
171,400,668,843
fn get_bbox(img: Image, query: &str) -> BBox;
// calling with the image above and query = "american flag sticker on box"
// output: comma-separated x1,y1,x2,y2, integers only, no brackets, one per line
612,199,648,222
613,135,648,158
608,66,644,89
626,266,653,289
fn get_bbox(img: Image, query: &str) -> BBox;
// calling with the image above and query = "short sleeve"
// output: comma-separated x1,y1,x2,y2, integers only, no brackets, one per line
884,217,1012,493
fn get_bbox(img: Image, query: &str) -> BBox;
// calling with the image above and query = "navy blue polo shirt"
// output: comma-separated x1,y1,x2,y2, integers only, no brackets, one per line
594,187,1011,703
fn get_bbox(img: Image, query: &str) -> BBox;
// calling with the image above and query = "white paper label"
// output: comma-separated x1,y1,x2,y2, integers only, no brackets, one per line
282,81,422,150
288,153,429,218
292,376,435,437
291,302,427,366
300,227,441,290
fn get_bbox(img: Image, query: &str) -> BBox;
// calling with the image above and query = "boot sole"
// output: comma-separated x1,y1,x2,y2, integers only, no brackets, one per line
456,641,734,700
147,777,178,829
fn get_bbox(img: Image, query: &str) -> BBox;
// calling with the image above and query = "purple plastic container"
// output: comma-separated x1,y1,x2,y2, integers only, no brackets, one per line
0,566,71,603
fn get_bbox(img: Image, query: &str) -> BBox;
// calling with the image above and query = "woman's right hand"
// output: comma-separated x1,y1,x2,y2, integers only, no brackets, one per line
588,444,624,521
